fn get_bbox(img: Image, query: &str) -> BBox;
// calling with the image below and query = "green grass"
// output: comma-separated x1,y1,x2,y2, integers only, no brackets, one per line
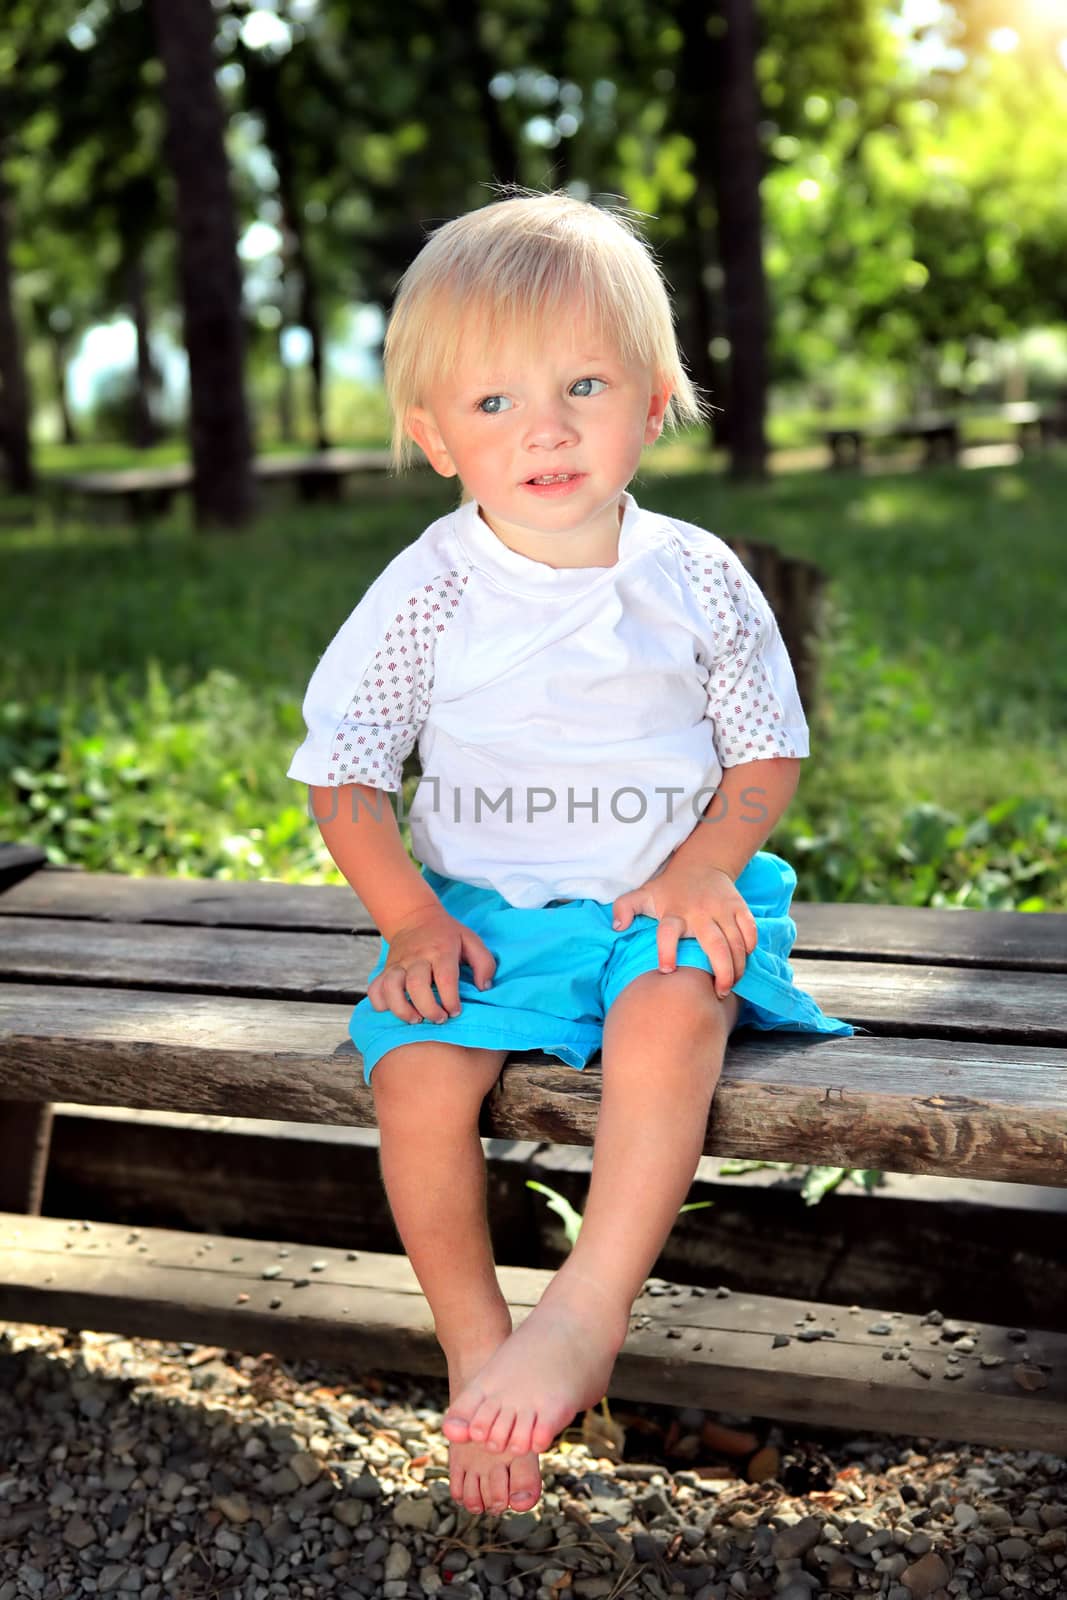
2,449,1064,908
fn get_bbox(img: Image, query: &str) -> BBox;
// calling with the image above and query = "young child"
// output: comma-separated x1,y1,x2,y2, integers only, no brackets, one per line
288,190,854,1520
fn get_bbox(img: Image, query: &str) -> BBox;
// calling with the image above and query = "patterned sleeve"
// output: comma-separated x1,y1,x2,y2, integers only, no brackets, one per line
287,562,469,790
679,541,810,767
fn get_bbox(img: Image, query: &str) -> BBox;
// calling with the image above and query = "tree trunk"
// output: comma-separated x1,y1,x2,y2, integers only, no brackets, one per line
239,45,328,450
278,328,295,444
0,155,34,493
150,0,255,528
697,0,770,480
49,332,78,447
128,256,159,450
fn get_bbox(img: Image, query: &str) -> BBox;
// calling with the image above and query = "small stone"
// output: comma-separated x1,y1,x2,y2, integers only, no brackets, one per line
1006,1328,1028,1341
292,1276,310,1288
979,1354,1004,1368
772,1334,790,1349
310,1260,328,1272
997,1537,1032,1560
908,1359,932,1379
62,1514,98,1550
288,1451,322,1486
773,1517,822,1560
385,1542,413,1581
900,1551,949,1597
213,1492,250,1523
499,1511,539,1542
332,1500,366,1528
261,1265,282,1279
868,1322,892,1336
393,1493,436,1530
345,1472,384,1500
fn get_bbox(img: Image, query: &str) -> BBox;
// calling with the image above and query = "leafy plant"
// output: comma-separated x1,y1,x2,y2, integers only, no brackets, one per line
717,1160,882,1204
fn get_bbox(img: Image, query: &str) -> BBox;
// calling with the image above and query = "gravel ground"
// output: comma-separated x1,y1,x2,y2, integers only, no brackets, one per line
0,1321,1064,1600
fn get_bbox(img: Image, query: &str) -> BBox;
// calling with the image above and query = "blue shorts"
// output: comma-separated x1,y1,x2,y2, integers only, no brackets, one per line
350,850,854,1083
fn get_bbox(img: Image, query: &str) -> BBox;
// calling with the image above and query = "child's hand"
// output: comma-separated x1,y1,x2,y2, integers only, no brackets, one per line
611,863,758,999
367,905,497,1023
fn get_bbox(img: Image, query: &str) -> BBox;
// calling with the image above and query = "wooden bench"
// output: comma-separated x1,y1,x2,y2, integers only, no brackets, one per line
49,449,416,522
1,850,1066,1453
824,402,1067,470
824,415,961,470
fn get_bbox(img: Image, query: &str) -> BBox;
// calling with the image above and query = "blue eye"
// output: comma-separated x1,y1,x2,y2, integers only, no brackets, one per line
477,395,513,414
572,377,607,397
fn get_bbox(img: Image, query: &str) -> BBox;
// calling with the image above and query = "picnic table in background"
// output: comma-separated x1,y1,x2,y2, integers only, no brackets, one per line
822,400,1067,470
48,448,422,522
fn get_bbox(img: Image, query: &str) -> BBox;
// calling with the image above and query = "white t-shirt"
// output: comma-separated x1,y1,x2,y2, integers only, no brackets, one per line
287,490,810,908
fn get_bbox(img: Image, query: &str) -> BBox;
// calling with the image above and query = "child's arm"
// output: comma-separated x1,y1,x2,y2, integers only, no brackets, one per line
668,757,801,882
310,783,440,939
611,758,799,1000
310,783,496,1022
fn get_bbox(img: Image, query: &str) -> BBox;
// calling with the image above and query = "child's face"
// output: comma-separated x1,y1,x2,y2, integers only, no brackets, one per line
406,299,672,563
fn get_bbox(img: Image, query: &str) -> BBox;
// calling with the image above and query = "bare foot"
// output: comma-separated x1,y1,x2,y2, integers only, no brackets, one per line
440,1314,544,1514
441,1273,630,1456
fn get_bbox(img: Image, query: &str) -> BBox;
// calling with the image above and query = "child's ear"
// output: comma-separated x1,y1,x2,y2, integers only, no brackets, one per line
644,379,672,445
406,407,457,478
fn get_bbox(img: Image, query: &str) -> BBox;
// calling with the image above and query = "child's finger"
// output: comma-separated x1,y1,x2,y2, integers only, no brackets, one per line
402,960,449,1023
433,959,463,1019
709,918,749,992
378,963,424,1023
459,926,497,991
656,913,687,973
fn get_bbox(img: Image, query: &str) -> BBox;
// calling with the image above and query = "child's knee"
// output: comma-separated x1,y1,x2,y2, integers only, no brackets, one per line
371,1041,506,1124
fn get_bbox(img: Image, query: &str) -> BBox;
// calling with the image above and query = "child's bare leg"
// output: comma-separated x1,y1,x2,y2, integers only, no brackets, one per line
443,969,740,1454
371,1040,542,1513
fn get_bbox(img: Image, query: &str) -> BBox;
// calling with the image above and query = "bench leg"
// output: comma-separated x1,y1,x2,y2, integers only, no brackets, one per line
0,1102,54,1213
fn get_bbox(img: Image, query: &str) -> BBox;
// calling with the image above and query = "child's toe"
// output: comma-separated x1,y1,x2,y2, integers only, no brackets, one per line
508,1408,537,1454
508,1455,542,1510
532,1407,565,1453
443,1419,470,1444
486,1406,516,1453
486,1460,510,1513
468,1395,501,1441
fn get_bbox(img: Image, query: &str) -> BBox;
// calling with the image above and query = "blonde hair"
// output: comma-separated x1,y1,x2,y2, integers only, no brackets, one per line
383,186,708,471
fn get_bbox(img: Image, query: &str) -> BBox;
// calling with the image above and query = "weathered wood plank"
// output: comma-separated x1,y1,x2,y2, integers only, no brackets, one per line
792,902,1067,973
0,869,373,931
0,844,48,893
40,1104,1067,1331
3,917,1066,1043
0,1103,53,1212
3,868,1063,970
1,1215,1063,1452
1,984,1065,1180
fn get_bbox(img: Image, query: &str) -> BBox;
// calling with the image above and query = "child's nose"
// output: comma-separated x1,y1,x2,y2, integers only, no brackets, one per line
525,404,579,449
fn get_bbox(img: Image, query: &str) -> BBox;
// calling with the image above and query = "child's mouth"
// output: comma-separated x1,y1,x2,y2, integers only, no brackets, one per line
523,473,585,496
